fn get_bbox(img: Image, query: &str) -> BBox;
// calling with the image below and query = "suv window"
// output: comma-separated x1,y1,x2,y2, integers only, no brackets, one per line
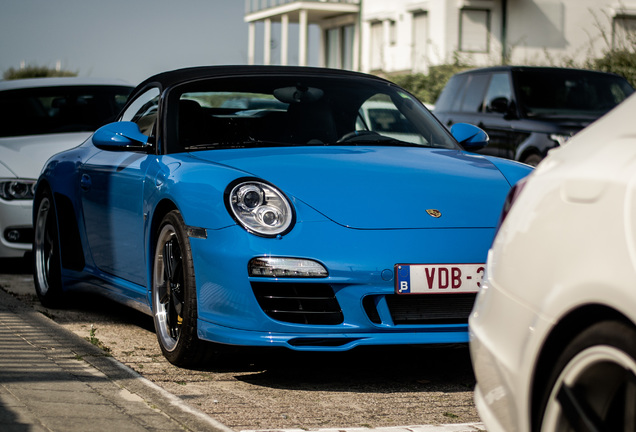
459,74,490,112
435,73,490,113
484,72,512,112
0,86,131,138
514,69,633,116
435,74,466,112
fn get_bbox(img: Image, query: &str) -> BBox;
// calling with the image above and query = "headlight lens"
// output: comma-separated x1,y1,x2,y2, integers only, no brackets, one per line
0,180,36,200
226,179,294,237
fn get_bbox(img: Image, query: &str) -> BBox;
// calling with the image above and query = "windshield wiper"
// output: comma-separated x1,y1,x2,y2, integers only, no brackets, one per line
185,138,296,151
185,137,435,150
339,136,433,148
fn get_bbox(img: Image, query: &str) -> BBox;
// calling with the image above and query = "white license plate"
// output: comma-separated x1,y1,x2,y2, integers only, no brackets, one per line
395,264,485,294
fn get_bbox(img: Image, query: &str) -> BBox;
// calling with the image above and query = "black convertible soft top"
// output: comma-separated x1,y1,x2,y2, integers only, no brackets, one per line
131,65,390,100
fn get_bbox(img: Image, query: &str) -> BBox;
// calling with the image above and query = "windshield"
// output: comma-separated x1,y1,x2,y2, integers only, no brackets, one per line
515,69,634,117
0,85,132,138
172,75,456,152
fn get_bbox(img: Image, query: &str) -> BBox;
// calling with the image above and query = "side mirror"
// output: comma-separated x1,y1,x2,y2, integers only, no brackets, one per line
487,97,510,114
451,123,489,151
92,122,151,151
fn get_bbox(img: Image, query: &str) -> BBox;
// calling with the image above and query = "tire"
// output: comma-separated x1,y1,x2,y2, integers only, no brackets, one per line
537,320,636,432
152,210,209,366
32,188,65,308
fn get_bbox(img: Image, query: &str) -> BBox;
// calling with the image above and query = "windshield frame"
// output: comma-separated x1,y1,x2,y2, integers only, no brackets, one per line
163,74,458,154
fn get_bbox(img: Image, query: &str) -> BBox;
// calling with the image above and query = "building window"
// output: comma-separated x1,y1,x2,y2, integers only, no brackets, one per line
342,25,355,70
370,21,384,70
326,25,355,70
389,20,397,46
412,11,428,73
326,28,341,68
459,8,490,53
613,15,636,50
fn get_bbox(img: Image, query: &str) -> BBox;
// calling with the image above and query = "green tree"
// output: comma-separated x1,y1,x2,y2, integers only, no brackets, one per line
3,64,78,80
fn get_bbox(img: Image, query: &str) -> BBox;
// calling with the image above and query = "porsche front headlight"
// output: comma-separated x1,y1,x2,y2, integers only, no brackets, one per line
226,179,294,237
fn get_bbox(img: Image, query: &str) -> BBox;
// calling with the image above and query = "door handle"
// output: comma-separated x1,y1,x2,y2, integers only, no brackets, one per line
80,174,91,191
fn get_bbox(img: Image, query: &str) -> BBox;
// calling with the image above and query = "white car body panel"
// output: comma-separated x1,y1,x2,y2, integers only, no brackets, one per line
470,93,636,431
0,133,91,258
0,77,132,258
0,132,91,179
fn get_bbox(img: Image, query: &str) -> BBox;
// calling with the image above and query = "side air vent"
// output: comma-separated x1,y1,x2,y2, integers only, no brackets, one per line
251,282,343,325
385,293,477,325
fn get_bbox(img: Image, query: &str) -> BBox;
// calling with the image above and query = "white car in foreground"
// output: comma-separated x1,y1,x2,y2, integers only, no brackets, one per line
470,93,636,431
0,77,132,258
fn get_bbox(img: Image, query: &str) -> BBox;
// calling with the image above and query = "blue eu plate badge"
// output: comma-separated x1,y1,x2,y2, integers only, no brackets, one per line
397,265,411,293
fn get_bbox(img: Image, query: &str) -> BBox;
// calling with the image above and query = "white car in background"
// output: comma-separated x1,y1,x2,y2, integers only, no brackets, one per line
357,99,428,145
0,77,132,258
470,93,636,432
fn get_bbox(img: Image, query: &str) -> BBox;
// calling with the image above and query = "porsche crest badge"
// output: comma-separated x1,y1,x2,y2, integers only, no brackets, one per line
426,209,442,218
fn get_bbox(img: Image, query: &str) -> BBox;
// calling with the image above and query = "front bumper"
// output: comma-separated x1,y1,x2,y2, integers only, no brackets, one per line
191,220,495,350
0,199,33,258
469,276,541,432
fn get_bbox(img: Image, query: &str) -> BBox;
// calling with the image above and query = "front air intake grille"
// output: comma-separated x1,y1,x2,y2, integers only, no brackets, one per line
251,282,343,325
385,293,477,325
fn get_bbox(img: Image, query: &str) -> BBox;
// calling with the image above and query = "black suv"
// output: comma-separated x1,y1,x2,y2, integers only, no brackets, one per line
434,66,634,165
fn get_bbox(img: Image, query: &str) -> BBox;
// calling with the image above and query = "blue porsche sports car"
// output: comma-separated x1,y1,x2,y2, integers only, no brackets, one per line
33,66,532,366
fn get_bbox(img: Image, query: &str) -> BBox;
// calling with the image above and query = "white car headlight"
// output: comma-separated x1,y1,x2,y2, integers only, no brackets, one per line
226,179,294,237
0,180,36,201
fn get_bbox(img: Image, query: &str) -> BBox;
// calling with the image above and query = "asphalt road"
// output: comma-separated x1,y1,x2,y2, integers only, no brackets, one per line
0,257,481,431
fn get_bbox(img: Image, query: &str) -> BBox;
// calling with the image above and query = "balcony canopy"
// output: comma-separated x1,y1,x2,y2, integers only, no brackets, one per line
245,0,360,23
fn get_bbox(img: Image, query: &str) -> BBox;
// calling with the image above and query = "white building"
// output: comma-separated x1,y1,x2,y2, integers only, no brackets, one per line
245,0,636,74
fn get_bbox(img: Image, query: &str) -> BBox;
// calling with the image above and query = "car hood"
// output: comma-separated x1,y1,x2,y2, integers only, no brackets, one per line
193,146,518,229
522,114,595,132
0,132,91,178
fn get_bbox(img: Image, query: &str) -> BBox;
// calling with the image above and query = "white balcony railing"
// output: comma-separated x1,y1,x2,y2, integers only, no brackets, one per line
245,0,359,15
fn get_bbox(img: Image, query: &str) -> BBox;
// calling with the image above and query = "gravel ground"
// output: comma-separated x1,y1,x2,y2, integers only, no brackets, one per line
0,259,480,431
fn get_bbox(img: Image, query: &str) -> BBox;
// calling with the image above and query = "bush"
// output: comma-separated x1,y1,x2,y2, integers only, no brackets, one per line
391,63,471,105
3,65,77,80
586,49,636,88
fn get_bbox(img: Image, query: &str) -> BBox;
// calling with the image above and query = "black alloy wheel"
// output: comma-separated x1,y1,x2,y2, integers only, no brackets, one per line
152,210,209,366
33,188,64,307
538,320,636,432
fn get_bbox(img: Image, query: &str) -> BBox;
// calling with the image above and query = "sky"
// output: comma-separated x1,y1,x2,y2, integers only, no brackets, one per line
1,0,253,85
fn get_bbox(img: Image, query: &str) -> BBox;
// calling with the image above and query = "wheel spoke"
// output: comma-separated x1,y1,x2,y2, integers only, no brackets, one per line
172,291,184,317
157,281,169,304
44,226,53,275
167,296,181,339
163,240,176,281
557,382,604,432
